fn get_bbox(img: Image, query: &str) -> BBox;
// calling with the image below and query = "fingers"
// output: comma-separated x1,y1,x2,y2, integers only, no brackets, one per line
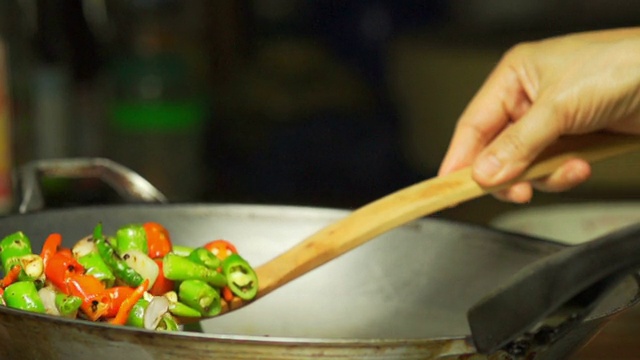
471,99,561,187
531,158,592,192
491,159,591,203
439,60,530,176
492,182,533,203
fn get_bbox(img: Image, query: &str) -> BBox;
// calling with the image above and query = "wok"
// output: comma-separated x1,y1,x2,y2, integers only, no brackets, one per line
0,158,637,360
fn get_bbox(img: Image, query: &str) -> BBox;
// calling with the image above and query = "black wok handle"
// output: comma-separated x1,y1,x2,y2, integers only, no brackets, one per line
15,158,168,213
468,222,640,355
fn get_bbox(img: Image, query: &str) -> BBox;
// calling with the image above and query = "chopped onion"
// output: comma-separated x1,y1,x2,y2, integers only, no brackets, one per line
122,250,159,288
72,236,96,258
144,295,170,330
38,286,60,316
19,254,44,281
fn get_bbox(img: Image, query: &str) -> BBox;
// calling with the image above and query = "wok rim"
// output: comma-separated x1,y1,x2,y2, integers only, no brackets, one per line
0,203,637,347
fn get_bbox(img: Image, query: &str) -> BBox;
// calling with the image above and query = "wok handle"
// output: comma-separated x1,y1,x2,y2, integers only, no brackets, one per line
468,223,640,355
254,133,640,299
15,158,168,213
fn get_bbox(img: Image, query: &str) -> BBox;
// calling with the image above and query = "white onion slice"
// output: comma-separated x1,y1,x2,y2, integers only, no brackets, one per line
72,236,97,258
144,295,170,330
19,254,44,281
122,250,159,288
38,287,60,316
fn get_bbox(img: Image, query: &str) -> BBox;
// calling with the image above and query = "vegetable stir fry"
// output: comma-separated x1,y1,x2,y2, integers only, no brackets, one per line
0,222,258,331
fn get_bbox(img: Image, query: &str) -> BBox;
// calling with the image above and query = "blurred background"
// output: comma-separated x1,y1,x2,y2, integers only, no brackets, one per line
0,0,640,215
2,3,640,358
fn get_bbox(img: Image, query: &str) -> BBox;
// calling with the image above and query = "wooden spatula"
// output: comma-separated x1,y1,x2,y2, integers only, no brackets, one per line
202,132,640,318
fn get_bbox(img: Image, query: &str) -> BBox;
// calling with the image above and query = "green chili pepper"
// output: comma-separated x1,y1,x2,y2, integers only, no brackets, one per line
222,254,259,300
171,245,194,257
116,224,148,255
168,300,202,318
187,247,221,270
77,252,116,288
157,313,179,331
126,298,150,328
163,253,227,287
4,281,46,313
0,232,33,273
94,223,144,287
178,279,221,317
55,293,82,318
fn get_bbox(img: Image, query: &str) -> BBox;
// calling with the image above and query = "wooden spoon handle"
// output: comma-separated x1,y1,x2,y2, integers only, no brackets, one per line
255,133,640,297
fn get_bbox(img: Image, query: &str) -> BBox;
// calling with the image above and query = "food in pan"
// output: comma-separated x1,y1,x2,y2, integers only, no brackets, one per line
0,222,258,330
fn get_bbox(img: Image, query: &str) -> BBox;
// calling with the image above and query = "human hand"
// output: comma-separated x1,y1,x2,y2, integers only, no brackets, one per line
438,27,640,203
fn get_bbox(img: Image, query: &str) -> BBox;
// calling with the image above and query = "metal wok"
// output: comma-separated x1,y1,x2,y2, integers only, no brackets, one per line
0,159,636,360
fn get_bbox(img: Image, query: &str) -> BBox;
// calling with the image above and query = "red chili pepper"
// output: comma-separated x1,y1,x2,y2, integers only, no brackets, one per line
40,233,62,269
102,286,135,318
204,239,238,261
143,222,173,259
148,259,175,296
66,273,110,321
57,247,74,259
45,251,85,291
222,285,234,303
1,265,22,288
110,279,149,325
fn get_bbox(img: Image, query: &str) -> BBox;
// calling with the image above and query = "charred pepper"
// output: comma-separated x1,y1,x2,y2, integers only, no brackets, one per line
0,232,33,273
55,292,82,318
4,281,46,313
94,223,144,287
76,252,115,288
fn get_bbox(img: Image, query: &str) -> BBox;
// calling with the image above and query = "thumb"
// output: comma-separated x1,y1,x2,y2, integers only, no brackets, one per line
472,104,561,187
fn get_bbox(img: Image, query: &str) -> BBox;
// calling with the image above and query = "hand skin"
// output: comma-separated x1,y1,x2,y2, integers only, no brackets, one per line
438,27,640,203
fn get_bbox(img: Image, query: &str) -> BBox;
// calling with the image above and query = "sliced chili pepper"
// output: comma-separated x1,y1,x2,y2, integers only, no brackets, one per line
126,298,150,328
57,247,74,259
115,224,148,255
178,279,221,317
187,247,221,270
204,239,237,261
222,254,258,301
110,278,149,325
157,313,179,331
221,285,234,303
66,273,110,321
149,259,175,296
163,253,227,288
102,285,135,318
94,223,144,287
55,292,82,318
77,252,116,288
1,265,21,288
171,245,194,257
143,222,172,259
4,281,46,314
40,233,62,269
168,299,201,318
45,251,85,291
0,232,33,273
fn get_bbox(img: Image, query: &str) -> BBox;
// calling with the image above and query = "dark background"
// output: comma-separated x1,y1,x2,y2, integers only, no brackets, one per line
1,0,639,210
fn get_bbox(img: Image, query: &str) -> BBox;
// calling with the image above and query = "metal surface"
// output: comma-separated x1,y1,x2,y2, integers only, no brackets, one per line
15,157,167,213
469,223,640,354
0,204,636,359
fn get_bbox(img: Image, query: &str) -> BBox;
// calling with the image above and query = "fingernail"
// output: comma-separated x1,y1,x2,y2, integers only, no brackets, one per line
474,154,503,181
